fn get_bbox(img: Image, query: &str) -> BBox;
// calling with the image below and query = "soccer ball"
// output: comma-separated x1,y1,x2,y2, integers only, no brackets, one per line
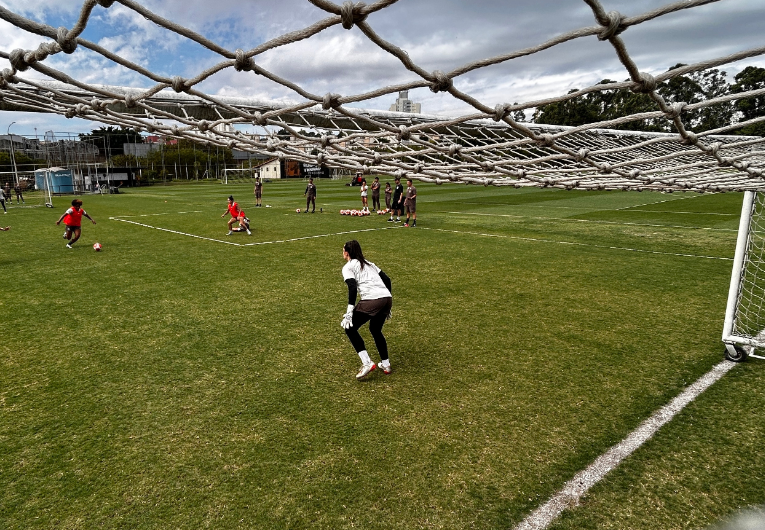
93,242,102,251
296,208,301,213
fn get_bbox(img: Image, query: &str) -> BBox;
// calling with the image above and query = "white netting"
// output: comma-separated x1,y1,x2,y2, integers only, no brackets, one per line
731,192,765,343
1,0,765,191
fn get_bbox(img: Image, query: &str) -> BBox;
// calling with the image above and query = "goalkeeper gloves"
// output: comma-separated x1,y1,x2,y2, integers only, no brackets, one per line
340,304,354,329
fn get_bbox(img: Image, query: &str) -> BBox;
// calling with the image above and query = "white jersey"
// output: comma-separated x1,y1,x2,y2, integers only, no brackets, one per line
342,259,391,301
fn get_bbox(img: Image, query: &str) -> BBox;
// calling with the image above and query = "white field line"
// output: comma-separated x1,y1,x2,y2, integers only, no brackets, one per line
419,227,733,261
628,210,736,216
513,360,737,530
443,212,736,232
614,193,701,211
110,216,401,246
113,211,203,218
110,217,242,246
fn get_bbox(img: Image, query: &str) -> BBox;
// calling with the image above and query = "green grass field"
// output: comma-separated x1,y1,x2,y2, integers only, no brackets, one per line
1,179,764,529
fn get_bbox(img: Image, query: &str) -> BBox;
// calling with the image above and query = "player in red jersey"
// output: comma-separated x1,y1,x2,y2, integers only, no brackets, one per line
221,195,251,235
56,199,96,249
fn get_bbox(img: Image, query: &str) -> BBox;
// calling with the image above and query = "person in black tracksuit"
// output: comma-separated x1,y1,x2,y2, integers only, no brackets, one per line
388,177,404,222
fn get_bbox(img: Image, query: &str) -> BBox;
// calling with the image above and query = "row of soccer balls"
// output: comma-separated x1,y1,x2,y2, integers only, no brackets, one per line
338,209,391,216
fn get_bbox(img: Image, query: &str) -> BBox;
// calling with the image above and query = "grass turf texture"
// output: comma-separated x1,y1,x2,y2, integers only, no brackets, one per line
1,180,763,529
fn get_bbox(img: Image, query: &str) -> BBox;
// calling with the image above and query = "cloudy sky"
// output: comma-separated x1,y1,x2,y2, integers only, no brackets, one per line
0,0,764,137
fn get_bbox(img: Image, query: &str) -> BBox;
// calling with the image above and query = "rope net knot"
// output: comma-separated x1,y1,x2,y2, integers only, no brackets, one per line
597,11,626,41
171,76,188,93
56,27,78,54
234,49,254,72
632,72,657,93
322,92,341,110
493,104,510,122
429,71,452,93
341,2,367,30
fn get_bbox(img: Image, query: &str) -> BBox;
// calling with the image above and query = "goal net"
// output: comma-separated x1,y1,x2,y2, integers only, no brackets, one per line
723,191,765,361
0,170,53,209
0,0,764,192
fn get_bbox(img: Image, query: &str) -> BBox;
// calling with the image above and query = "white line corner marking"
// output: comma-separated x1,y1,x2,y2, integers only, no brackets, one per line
514,360,737,530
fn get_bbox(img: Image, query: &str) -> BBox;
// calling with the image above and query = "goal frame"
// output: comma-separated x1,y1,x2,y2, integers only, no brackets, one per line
722,191,765,361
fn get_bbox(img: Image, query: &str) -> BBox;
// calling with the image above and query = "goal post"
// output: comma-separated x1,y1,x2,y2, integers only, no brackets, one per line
722,191,765,361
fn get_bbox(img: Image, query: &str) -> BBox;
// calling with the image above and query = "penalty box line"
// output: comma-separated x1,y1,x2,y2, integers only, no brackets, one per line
419,227,732,261
110,217,401,246
443,211,736,232
513,360,737,530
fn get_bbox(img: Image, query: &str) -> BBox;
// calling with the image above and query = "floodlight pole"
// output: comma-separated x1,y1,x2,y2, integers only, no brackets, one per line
7,122,19,186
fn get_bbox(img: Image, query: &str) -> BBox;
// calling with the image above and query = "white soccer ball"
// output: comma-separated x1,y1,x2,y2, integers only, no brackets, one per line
93,242,102,251
296,208,301,213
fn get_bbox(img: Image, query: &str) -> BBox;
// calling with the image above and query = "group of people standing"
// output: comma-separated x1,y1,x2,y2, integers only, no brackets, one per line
356,174,417,227
1,182,25,214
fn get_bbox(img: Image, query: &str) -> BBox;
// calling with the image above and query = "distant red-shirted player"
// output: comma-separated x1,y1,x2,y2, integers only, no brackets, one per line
221,195,251,235
56,199,96,249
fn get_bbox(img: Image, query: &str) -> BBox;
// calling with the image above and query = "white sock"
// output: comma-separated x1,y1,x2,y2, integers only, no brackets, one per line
358,350,372,365
379,359,390,368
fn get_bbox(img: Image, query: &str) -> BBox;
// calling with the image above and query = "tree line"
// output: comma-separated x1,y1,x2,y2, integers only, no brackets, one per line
531,65,765,136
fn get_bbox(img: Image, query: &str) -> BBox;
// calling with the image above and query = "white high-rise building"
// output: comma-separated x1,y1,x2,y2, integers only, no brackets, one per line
389,90,421,114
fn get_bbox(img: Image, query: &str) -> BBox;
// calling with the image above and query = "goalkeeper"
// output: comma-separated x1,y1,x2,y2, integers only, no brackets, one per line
340,240,393,380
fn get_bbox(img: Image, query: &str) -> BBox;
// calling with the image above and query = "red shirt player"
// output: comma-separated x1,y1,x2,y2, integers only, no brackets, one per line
56,199,95,249
221,195,251,235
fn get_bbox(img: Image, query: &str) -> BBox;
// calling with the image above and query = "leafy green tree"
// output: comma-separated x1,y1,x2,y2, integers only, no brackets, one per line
533,88,601,127
688,67,734,132
533,66,735,133
0,151,45,172
730,66,765,136
78,126,143,156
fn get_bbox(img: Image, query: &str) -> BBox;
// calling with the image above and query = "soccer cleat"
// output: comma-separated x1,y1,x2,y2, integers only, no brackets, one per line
227,231,233,235
387,218,394,222
395,218,401,223
356,362,376,380
246,229,252,235
403,223,409,227
412,222,416,227
379,362,392,375
66,243,73,249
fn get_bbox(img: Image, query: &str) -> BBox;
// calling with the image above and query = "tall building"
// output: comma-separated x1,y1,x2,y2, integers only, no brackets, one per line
389,90,421,114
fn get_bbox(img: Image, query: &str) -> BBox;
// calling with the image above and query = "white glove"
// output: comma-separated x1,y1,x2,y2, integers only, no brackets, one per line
340,304,354,329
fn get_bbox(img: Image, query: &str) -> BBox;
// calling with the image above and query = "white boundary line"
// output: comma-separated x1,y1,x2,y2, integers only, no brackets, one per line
113,211,203,218
419,227,733,261
614,193,701,211
110,216,730,260
110,216,401,246
110,217,242,246
443,212,736,232
514,360,737,530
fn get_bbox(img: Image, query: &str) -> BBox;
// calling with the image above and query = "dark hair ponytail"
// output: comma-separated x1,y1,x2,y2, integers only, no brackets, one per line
344,240,369,269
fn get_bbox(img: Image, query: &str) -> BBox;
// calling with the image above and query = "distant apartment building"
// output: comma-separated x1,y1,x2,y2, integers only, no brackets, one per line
389,90,421,114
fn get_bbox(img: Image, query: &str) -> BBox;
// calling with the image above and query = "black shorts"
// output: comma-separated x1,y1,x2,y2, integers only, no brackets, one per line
65,224,81,230
355,297,392,317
